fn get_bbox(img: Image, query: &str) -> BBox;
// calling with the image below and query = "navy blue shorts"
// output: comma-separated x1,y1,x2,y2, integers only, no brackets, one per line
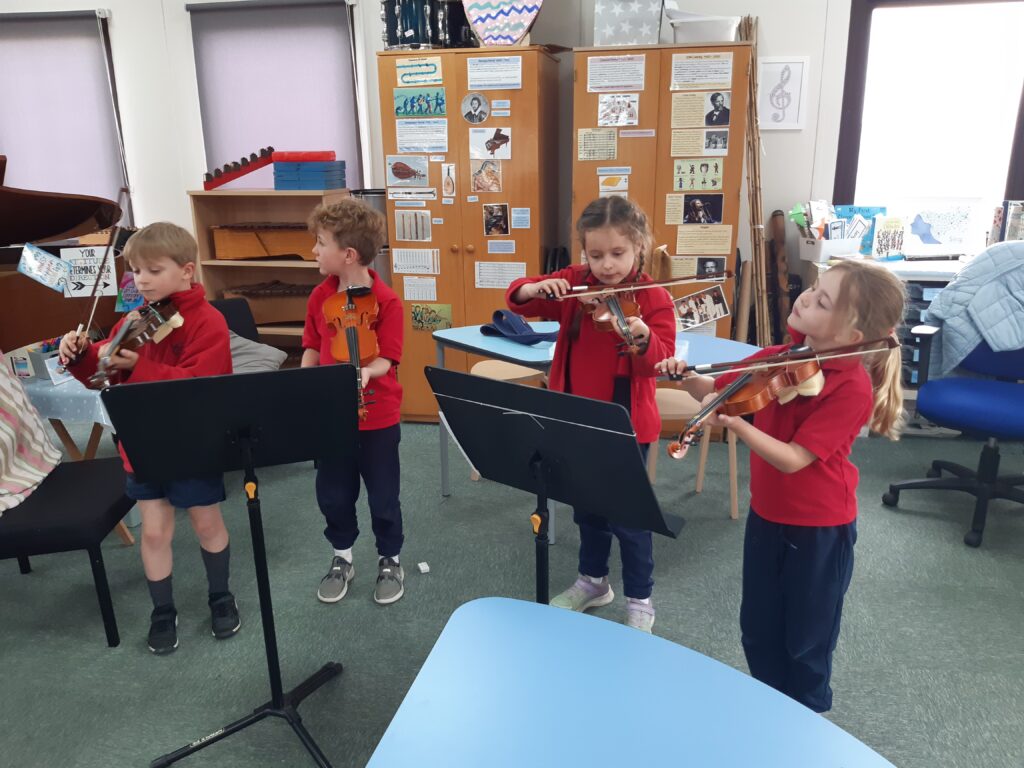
125,473,226,509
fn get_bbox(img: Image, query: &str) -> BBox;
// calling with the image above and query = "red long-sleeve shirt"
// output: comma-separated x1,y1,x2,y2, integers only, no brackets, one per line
506,265,676,444
68,283,232,471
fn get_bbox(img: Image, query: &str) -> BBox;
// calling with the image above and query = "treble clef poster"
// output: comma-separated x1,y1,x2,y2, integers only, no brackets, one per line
758,57,809,130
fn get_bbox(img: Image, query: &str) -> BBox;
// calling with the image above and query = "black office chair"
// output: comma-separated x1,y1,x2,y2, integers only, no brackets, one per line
883,326,1024,547
0,458,133,646
211,297,259,341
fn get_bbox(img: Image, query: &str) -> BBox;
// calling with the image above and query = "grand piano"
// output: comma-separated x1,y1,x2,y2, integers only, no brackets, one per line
0,155,123,351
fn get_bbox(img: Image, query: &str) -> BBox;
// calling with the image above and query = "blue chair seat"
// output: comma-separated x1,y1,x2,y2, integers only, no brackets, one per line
917,379,1024,440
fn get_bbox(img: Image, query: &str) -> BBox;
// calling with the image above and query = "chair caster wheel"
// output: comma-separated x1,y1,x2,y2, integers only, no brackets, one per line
881,490,899,507
963,530,982,548
926,467,941,478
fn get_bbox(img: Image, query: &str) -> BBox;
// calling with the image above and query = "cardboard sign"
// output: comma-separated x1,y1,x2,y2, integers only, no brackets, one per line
60,247,116,298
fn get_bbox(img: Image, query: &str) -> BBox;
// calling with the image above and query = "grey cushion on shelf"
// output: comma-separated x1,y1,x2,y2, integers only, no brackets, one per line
229,331,287,373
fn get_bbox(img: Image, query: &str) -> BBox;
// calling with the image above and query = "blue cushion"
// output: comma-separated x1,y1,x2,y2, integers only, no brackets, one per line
917,378,1024,439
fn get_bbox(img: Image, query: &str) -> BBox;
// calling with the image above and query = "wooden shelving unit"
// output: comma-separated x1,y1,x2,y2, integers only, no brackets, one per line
189,189,349,346
572,42,752,339
376,45,560,421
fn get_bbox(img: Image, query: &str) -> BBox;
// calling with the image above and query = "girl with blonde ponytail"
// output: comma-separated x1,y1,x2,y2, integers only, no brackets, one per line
656,259,906,713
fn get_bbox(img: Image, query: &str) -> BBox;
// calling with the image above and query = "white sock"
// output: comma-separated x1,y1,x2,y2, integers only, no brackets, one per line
627,596,651,605
333,548,352,563
380,555,399,565
584,574,605,585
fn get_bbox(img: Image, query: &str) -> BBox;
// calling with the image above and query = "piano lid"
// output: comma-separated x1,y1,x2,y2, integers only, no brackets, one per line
0,155,122,247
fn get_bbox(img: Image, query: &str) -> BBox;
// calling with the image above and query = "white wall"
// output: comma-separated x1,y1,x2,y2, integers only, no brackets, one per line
0,0,851,266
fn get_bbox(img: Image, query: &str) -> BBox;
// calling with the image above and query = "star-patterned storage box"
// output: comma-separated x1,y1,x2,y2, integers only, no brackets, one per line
593,0,663,46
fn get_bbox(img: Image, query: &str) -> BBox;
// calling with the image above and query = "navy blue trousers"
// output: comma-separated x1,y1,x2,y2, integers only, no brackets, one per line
740,509,856,712
315,423,403,557
574,443,654,600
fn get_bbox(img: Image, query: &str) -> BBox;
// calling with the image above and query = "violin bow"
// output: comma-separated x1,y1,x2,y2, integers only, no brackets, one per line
76,186,131,339
666,336,898,380
561,271,734,301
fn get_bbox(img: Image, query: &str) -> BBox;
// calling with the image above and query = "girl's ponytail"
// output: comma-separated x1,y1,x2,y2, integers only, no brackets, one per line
830,261,908,441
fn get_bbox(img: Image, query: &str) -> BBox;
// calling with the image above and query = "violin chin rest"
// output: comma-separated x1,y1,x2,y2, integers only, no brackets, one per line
797,370,825,397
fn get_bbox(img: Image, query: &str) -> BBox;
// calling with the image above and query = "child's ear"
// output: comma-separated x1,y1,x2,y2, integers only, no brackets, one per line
346,247,360,264
183,262,196,281
845,327,865,345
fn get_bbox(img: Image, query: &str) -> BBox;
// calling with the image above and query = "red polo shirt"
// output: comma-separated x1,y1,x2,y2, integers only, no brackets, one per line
715,331,873,526
506,265,676,444
303,270,403,431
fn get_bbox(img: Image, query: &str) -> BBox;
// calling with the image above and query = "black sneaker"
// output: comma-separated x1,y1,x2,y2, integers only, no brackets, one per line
148,606,179,655
209,592,241,639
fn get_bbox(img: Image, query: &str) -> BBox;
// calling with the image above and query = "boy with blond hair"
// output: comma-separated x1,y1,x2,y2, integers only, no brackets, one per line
302,198,406,606
60,222,239,654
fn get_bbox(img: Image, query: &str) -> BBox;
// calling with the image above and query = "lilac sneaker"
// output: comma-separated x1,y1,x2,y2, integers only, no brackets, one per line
625,598,655,633
550,576,614,612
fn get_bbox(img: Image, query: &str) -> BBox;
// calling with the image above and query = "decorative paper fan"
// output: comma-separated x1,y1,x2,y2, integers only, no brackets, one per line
463,1,544,46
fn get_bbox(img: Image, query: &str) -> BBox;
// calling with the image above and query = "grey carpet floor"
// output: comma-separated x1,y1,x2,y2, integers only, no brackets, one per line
1,422,1021,767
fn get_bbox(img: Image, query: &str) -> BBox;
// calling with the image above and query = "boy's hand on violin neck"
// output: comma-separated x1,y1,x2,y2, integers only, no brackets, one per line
360,367,372,390
103,348,139,372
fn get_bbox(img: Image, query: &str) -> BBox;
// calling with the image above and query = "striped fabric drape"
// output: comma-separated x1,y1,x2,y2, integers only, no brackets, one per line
0,355,61,514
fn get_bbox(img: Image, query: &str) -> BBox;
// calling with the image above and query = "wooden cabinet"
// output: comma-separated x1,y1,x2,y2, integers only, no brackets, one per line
190,189,349,344
376,45,560,421
573,43,752,339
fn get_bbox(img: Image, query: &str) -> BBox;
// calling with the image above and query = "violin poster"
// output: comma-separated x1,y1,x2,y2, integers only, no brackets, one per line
674,285,730,332
758,57,808,131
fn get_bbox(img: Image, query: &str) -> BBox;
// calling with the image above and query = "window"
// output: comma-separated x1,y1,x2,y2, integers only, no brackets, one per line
835,1,1024,207
189,1,362,189
0,13,127,205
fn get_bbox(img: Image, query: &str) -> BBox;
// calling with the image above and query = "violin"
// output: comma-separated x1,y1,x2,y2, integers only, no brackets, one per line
665,337,898,459
89,299,184,389
584,293,643,353
323,285,379,420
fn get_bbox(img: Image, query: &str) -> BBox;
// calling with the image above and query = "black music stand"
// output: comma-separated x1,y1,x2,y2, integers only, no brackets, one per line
425,366,683,604
102,366,358,768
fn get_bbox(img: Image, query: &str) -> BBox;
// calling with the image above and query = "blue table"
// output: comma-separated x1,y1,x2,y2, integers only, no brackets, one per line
432,323,758,497
368,597,895,767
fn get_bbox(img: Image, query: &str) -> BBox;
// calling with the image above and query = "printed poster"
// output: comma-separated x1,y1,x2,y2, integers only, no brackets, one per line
587,54,646,92
396,118,448,153
396,56,443,86
598,94,639,127
578,128,617,161
674,158,724,191
467,56,522,90
670,92,705,128
386,155,429,186
393,87,447,117
60,246,117,298
410,303,453,332
670,52,733,90
18,243,70,293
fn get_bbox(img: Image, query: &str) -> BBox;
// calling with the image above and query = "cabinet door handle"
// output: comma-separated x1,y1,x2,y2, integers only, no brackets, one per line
450,245,460,254
465,244,476,254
